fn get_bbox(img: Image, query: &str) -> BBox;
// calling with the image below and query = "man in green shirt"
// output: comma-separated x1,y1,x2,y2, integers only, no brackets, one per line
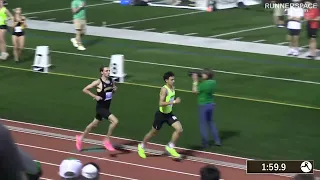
71,0,86,51
192,68,221,148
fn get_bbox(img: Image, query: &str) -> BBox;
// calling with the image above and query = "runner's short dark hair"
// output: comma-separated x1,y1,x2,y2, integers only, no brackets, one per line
99,66,109,72
201,68,214,79
163,71,174,82
200,165,220,180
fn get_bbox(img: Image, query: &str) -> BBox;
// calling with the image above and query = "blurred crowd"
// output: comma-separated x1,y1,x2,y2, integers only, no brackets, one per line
270,0,320,59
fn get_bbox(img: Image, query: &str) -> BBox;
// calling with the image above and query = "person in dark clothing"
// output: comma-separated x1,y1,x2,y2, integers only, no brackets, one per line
293,174,315,180
18,148,43,180
304,0,319,59
0,122,27,180
200,165,221,180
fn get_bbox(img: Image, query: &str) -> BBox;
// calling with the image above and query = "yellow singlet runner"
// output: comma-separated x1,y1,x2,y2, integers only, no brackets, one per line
0,7,7,26
159,85,175,114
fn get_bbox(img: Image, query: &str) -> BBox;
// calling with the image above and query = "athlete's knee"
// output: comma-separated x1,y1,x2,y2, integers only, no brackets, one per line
150,127,158,135
174,125,183,133
112,118,118,126
85,124,93,131
18,44,24,50
109,115,118,126
76,30,82,35
91,123,98,128
176,127,183,134
172,122,183,133
86,124,94,130
89,120,99,128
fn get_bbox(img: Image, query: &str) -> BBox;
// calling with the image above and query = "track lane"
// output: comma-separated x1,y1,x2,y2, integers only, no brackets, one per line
11,129,291,180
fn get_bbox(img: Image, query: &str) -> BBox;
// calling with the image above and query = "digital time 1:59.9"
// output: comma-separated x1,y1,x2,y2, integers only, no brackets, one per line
246,160,314,174
261,162,286,172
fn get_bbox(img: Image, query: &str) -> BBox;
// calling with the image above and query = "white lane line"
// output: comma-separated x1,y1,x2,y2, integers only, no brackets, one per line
210,25,274,38
105,11,203,27
23,2,114,15
4,45,320,85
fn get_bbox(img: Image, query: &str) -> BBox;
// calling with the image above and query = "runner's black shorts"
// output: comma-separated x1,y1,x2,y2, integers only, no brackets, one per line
288,29,301,36
307,27,317,39
0,25,7,30
95,107,112,121
152,110,179,130
12,32,24,36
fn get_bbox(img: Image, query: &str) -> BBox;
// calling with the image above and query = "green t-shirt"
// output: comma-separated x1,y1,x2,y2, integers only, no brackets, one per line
71,0,86,20
197,79,216,105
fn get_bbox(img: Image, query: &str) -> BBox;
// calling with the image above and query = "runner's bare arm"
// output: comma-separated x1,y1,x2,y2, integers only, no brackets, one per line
112,80,117,93
192,82,198,94
13,20,19,27
6,9,13,26
21,16,27,28
82,79,100,98
5,9,13,19
159,87,174,106
191,73,199,94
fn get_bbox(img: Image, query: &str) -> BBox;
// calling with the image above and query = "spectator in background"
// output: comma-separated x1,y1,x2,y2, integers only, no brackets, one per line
304,0,319,59
192,68,221,148
0,123,28,180
272,0,285,27
293,174,315,180
70,0,86,51
80,162,100,180
59,158,83,179
0,0,13,60
286,0,304,56
12,7,27,62
200,165,220,180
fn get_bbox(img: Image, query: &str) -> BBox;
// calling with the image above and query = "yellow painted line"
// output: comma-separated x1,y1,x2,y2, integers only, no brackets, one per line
1,65,320,110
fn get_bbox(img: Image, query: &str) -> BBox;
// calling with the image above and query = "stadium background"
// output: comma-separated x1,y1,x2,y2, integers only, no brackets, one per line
1,0,320,170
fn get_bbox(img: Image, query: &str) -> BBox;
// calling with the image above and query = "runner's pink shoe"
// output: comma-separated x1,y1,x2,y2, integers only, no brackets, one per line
103,139,115,151
76,135,82,151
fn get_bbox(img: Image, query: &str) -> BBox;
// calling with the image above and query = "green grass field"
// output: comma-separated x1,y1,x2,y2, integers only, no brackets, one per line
2,0,320,168
11,0,320,47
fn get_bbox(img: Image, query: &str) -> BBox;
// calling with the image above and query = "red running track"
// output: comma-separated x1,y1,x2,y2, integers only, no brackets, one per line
2,119,314,180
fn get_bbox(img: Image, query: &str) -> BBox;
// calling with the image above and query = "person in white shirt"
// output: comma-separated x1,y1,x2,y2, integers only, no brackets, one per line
286,1,304,56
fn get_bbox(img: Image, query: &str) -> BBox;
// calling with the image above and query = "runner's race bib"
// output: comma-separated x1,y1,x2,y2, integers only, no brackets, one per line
14,26,22,32
105,92,112,100
169,97,174,107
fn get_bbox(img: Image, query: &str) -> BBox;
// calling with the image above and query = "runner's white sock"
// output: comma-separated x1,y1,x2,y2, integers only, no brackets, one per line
168,142,175,148
140,143,144,149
